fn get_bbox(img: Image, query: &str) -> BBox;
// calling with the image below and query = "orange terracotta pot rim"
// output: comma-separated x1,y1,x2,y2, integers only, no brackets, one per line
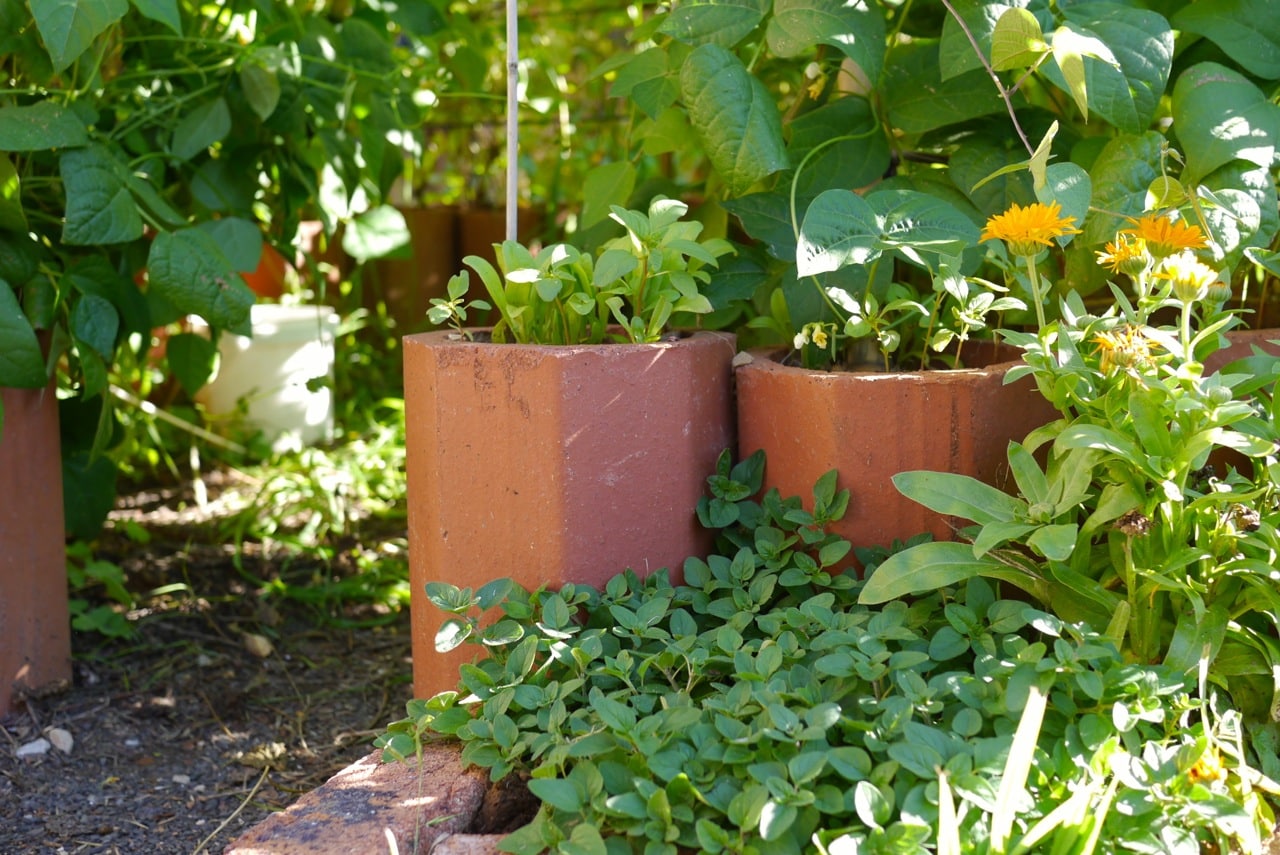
740,340,1026,379
419,327,735,354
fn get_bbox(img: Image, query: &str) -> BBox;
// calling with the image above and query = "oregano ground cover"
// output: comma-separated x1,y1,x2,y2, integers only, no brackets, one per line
381,453,1274,854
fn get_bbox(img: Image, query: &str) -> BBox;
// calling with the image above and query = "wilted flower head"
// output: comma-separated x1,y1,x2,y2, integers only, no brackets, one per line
1096,233,1152,279
1093,324,1158,376
981,201,1081,258
1155,250,1218,304
1120,213,1207,259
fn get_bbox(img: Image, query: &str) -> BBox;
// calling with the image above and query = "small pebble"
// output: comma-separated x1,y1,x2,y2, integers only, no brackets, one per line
172,774,191,785
16,738,51,758
124,738,141,748
46,728,74,754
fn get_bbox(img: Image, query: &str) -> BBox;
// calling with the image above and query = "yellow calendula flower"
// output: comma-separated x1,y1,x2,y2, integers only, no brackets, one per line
1096,233,1151,279
1093,324,1157,375
1155,250,1218,304
1120,214,1207,259
981,201,1081,258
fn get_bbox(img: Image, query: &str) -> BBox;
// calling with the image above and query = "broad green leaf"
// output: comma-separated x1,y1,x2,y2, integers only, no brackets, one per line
239,62,282,121
1081,132,1163,245
892,470,1024,524
869,190,979,256
147,228,255,329
1173,0,1280,79
610,48,679,120
882,41,1003,136
796,189,880,276
341,205,410,263
788,96,890,197
990,7,1047,71
29,0,127,71
768,0,885,84
939,0,1024,80
1044,6,1173,135
71,293,118,358
853,780,892,828
859,542,1006,604
581,161,636,229
0,283,46,388
722,190,798,261
1035,162,1090,228
659,0,767,48
0,154,26,232
0,101,89,151
197,217,263,273
130,0,181,35
1172,62,1280,184
561,823,607,855
62,449,117,538
171,97,232,161
680,44,789,197
165,332,218,396
59,146,144,245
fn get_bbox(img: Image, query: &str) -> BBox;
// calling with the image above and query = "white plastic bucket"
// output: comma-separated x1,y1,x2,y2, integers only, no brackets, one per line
196,304,339,452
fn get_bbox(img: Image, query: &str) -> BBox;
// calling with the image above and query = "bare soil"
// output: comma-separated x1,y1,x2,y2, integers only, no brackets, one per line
0,475,416,855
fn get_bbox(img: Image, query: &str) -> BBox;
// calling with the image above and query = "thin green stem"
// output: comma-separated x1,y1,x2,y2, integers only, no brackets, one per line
1023,254,1047,330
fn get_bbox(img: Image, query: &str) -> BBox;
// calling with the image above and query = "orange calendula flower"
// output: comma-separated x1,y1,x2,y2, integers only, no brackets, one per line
981,201,1081,258
1120,214,1207,258
1096,233,1151,279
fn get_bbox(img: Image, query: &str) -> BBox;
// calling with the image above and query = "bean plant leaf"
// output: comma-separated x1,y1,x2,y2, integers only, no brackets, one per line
609,48,679,120
581,161,636,230
768,0,885,84
0,154,27,232
0,283,46,388
147,228,254,329
883,40,1003,135
660,0,767,48
0,101,89,151
197,217,264,272
1042,6,1173,134
939,0,1020,80
797,189,880,276
239,62,282,121
60,146,145,245
1082,132,1163,245
680,44,790,197
171,97,232,161
165,332,218,396
1173,0,1280,79
1172,62,1280,184
342,204,411,263
29,0,128,71
990,7,1048,71
130,0,181,35
71,293,119,359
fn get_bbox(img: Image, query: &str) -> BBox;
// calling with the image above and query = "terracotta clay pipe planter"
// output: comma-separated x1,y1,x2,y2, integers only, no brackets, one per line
402,329,736,699
1,383,71,714
735,341,1058,567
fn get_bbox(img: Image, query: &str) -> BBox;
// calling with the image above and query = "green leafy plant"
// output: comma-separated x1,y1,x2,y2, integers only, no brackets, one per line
440,196,734,344
0,0,443,525
603,0,1278,367
380,453,1274,853
861,214,1280,763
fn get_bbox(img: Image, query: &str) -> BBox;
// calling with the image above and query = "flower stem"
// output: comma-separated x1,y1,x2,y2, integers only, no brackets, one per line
1023,255,1047,329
